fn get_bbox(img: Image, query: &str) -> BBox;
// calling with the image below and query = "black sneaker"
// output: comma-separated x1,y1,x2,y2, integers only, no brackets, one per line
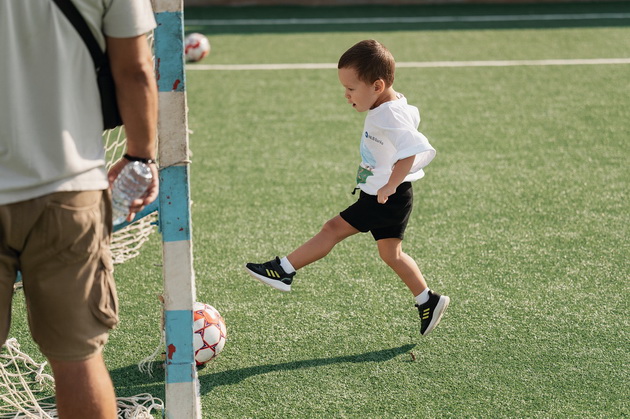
244,257,295,292
415,291,450,336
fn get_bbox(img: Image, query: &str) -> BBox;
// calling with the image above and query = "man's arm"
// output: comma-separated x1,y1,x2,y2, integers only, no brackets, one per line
106,34,159,220
107,33,157,159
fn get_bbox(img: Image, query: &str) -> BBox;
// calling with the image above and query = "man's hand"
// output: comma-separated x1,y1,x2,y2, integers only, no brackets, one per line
108,159,159,222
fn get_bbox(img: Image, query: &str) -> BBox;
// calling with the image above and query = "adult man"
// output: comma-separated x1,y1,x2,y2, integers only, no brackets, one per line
0,1,158,417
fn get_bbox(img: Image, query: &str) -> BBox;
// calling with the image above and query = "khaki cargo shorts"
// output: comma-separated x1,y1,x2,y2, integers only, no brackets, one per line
0,190,118,361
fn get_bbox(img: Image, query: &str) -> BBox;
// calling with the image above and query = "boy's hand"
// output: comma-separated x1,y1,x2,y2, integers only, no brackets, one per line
378,156,415,204
377,184,397,204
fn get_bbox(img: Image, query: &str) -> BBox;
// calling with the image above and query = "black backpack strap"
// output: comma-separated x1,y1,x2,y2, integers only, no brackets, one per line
51,0,104,68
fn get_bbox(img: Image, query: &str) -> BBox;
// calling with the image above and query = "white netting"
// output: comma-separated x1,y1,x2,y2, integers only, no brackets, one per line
109,214,156,265
138,296,166,377
0,339,56,418
0,339,165,419
116,394,164,419
137,331,166,377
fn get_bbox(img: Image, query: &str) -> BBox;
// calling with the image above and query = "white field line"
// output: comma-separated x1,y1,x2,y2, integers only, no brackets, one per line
187,58,630,71
185,13,630,26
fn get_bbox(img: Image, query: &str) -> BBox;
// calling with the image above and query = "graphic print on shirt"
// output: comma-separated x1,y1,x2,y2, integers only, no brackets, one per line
357,131,376,185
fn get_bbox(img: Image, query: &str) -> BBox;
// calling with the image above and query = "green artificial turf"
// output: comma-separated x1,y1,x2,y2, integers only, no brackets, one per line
4,2,629,417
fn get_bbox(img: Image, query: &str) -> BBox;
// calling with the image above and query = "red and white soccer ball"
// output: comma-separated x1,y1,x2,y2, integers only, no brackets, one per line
193,302,226,365
184,33,211,63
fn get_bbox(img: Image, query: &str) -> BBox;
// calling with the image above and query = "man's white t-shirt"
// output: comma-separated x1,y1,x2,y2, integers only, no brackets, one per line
0,0,156,205
356,93,436,195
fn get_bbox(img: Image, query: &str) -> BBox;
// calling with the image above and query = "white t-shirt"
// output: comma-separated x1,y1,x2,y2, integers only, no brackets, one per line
356,93,436,195
0,0,156,205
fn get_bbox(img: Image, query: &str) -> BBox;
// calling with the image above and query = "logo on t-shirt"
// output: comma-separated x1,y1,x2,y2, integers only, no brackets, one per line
364,131,383,145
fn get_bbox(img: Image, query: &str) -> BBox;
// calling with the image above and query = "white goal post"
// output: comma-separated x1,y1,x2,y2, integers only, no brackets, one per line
151,0,201,417
109,2,200,415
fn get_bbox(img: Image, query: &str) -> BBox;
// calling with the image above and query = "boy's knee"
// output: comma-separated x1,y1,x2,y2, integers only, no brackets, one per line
317,216,358,244
321,217,347,237
377,239,404,267
378,247,398,266
321,218,336,231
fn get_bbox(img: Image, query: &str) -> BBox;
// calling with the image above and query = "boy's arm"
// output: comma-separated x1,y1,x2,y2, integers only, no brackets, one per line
377,155,415,204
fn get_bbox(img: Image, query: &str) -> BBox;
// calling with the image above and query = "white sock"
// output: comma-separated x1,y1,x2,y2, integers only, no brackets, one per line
279,257,295,274
415,288,430,305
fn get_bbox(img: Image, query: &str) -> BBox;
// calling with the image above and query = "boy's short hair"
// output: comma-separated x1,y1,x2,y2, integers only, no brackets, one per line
338,39,395,87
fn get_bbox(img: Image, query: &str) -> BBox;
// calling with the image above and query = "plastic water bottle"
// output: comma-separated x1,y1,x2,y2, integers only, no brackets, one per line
111,161,153,225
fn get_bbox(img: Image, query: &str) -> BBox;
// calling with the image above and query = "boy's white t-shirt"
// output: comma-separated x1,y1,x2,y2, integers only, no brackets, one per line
356,93,436,195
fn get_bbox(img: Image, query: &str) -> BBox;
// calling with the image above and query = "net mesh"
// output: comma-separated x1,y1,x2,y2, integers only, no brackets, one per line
0,339,56,418
0,338,165,418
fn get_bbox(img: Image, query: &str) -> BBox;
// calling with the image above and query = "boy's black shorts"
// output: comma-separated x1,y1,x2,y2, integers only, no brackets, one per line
340,182,413,241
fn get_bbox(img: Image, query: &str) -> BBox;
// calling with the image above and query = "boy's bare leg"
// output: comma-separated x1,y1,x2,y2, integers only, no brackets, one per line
287,215,359,270
378,238,449,335
49,353,117,419
377,238,427,296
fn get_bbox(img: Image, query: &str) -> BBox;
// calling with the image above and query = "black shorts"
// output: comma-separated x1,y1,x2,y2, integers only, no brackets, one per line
340,182,413,241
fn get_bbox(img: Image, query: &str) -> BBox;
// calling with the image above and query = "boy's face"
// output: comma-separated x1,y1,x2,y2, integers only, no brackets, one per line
338,67,383,113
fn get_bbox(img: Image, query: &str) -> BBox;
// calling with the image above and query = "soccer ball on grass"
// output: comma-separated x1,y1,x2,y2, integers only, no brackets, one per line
184,33,211,63
193,302,226,365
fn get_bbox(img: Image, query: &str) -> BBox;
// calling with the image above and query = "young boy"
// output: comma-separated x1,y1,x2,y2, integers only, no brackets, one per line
245,40,449,336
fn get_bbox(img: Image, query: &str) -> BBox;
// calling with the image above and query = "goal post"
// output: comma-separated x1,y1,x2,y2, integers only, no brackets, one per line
152,0,201,417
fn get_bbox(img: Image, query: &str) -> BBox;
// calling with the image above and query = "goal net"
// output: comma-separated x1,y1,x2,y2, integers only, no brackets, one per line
0,339,55,418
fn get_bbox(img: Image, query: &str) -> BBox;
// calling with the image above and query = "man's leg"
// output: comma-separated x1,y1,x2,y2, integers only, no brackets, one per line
49,353,117,419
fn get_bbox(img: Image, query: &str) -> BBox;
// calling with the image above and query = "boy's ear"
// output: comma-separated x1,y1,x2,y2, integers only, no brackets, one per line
373,79,385,93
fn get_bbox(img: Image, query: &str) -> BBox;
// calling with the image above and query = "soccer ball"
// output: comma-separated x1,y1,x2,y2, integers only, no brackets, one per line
193,302,226,365
184,33,211,63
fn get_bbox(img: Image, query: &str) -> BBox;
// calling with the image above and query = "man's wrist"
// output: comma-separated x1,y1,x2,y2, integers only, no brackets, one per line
123,153,156,164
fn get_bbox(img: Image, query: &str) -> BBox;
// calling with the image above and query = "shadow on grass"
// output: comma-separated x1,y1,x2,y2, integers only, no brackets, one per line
109,344,414,398
199,343,415,394
110,363,166,400
104,346,413,418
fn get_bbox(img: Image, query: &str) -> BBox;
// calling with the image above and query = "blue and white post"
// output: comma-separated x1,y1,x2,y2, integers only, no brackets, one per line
152,0,200,417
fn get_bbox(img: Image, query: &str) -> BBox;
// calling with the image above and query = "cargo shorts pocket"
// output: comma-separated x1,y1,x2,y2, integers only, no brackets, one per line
90,254,119,329
42,192,103,264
